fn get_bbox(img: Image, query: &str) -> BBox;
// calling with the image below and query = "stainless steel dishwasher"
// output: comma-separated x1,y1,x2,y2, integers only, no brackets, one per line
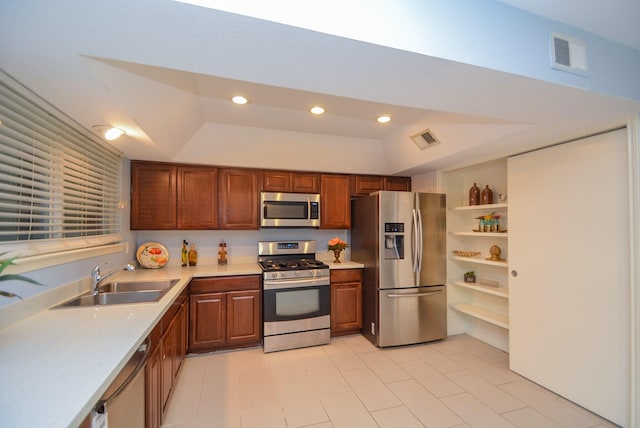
86,339,149,428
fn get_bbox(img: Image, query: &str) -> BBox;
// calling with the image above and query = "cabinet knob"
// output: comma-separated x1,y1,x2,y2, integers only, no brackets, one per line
511,270,518,277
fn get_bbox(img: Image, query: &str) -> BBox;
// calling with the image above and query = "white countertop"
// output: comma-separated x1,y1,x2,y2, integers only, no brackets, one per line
0,261,362,427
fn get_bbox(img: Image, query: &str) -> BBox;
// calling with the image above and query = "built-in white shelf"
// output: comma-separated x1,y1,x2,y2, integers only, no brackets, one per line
452,231,508,238
452,203,507,212
449,303,509,329
449,280,508,298
451,255,508,267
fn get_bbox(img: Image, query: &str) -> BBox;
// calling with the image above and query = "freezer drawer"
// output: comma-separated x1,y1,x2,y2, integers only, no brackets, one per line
377,286,446,347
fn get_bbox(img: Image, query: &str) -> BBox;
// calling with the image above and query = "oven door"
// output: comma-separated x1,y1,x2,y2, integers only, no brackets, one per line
260,192,320,228
263,277,330,336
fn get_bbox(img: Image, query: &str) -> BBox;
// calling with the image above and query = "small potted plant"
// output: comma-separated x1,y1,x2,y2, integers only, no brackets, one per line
464,271,476,283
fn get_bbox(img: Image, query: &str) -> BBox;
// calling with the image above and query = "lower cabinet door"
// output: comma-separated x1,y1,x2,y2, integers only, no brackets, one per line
145,345,162,428
331,282,362,334
161,328,174,411
189,292,226,351
226,290,260,345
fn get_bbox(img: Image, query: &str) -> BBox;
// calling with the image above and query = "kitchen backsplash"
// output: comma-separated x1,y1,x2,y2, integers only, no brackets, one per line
136,229,351,267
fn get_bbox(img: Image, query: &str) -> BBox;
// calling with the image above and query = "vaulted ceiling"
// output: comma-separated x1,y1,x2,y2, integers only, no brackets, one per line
1,0,638,176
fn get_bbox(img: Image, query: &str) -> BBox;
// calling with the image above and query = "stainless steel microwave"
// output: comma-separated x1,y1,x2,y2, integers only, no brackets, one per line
260,192,320,228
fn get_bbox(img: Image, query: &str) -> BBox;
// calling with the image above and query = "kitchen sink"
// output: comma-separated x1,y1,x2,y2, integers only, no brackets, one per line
98,279,180,293
53,279,180,308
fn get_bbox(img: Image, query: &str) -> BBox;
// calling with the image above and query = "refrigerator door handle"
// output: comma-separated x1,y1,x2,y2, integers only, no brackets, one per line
387,290,442,298
411,209,419,272
416,208,423,274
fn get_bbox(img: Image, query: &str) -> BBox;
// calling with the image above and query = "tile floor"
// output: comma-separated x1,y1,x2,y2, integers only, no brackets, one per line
162,334,617,428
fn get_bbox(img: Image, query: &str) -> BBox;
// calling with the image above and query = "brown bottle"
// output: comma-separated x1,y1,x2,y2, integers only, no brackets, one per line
188,244,198,266
468,183,480,206
481,185,493,205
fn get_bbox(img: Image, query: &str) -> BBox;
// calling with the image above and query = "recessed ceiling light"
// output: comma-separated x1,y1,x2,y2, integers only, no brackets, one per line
231,95,248,105
104,127,125,141
92,125,125,141
310,106,325,115
376,114,392,124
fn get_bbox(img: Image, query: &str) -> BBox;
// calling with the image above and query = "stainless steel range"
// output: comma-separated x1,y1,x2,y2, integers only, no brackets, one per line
258,240,331,353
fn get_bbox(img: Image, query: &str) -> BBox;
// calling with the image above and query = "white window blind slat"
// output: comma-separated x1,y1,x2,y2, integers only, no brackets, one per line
0,70,123,255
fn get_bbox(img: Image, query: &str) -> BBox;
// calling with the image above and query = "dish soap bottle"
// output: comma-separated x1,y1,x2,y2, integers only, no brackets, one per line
181,240,188,267
188,243,198,266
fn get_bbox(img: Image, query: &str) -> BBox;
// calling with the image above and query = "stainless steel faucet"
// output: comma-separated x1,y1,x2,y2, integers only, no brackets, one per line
90,262,136,295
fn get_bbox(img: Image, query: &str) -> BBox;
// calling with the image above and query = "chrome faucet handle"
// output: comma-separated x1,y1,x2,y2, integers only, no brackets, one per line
90,262,112,295
91,262,111,277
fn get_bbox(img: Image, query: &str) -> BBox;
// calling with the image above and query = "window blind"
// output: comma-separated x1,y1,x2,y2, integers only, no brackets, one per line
0,70,122,257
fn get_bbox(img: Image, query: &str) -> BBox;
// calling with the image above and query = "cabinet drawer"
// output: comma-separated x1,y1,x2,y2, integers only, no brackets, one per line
330,269,362,283
189,275,261,294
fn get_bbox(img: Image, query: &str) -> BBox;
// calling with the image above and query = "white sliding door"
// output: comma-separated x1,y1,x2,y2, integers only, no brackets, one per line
508,128,630,427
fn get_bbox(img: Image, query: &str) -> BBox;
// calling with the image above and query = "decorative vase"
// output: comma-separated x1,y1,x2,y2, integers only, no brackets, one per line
333,249,342,263
468,183,480,206
481,185,493,205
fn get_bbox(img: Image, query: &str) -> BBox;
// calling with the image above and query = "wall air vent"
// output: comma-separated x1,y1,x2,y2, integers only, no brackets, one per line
550,33,588,75
411,129,440,151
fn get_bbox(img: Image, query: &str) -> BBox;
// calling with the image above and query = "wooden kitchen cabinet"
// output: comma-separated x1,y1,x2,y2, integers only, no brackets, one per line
145,343,162,428
189,291,226,349
350,175,384,196
351,175,412,196
131,161,218,230
218,168,260,229
189,275,261,353
177,166,218,229
262,170,320,193
384,176,411,192
320,174,351,229
330,269,362,336
146,290,188,428
131,161,177,229
226,290,261,345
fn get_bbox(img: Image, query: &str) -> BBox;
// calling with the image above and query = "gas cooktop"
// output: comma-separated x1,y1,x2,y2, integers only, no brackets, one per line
258,258,329,272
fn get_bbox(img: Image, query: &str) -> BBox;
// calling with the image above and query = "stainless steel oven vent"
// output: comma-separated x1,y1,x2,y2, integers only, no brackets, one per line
411,129,440,151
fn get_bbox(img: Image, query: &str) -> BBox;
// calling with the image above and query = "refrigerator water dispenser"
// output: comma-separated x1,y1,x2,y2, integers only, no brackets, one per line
384,222,404,259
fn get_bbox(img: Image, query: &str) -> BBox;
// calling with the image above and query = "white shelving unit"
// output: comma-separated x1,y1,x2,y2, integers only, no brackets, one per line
449,303,509,330
443,159,510,352
449,280,508,298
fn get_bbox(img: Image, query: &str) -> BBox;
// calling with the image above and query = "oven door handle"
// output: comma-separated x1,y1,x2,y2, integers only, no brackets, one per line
264,277,329,290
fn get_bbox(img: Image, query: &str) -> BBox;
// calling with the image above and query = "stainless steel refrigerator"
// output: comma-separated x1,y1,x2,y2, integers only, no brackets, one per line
351,191,447,347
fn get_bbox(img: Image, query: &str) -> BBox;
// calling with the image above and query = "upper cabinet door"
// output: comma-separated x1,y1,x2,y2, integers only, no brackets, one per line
178,167,218,229
351,175,384,197
262,171,291,192
262,171,320,193
131,162,177,230
291,173,320,193
320,174,351,229
384,177,411,192
218,168,259,229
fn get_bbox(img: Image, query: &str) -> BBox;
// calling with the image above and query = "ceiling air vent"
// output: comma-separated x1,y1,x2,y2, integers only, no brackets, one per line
550,33,588,75
411,129,440,151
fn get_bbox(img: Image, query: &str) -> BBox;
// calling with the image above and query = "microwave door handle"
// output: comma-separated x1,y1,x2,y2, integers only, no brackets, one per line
308,198,311,221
